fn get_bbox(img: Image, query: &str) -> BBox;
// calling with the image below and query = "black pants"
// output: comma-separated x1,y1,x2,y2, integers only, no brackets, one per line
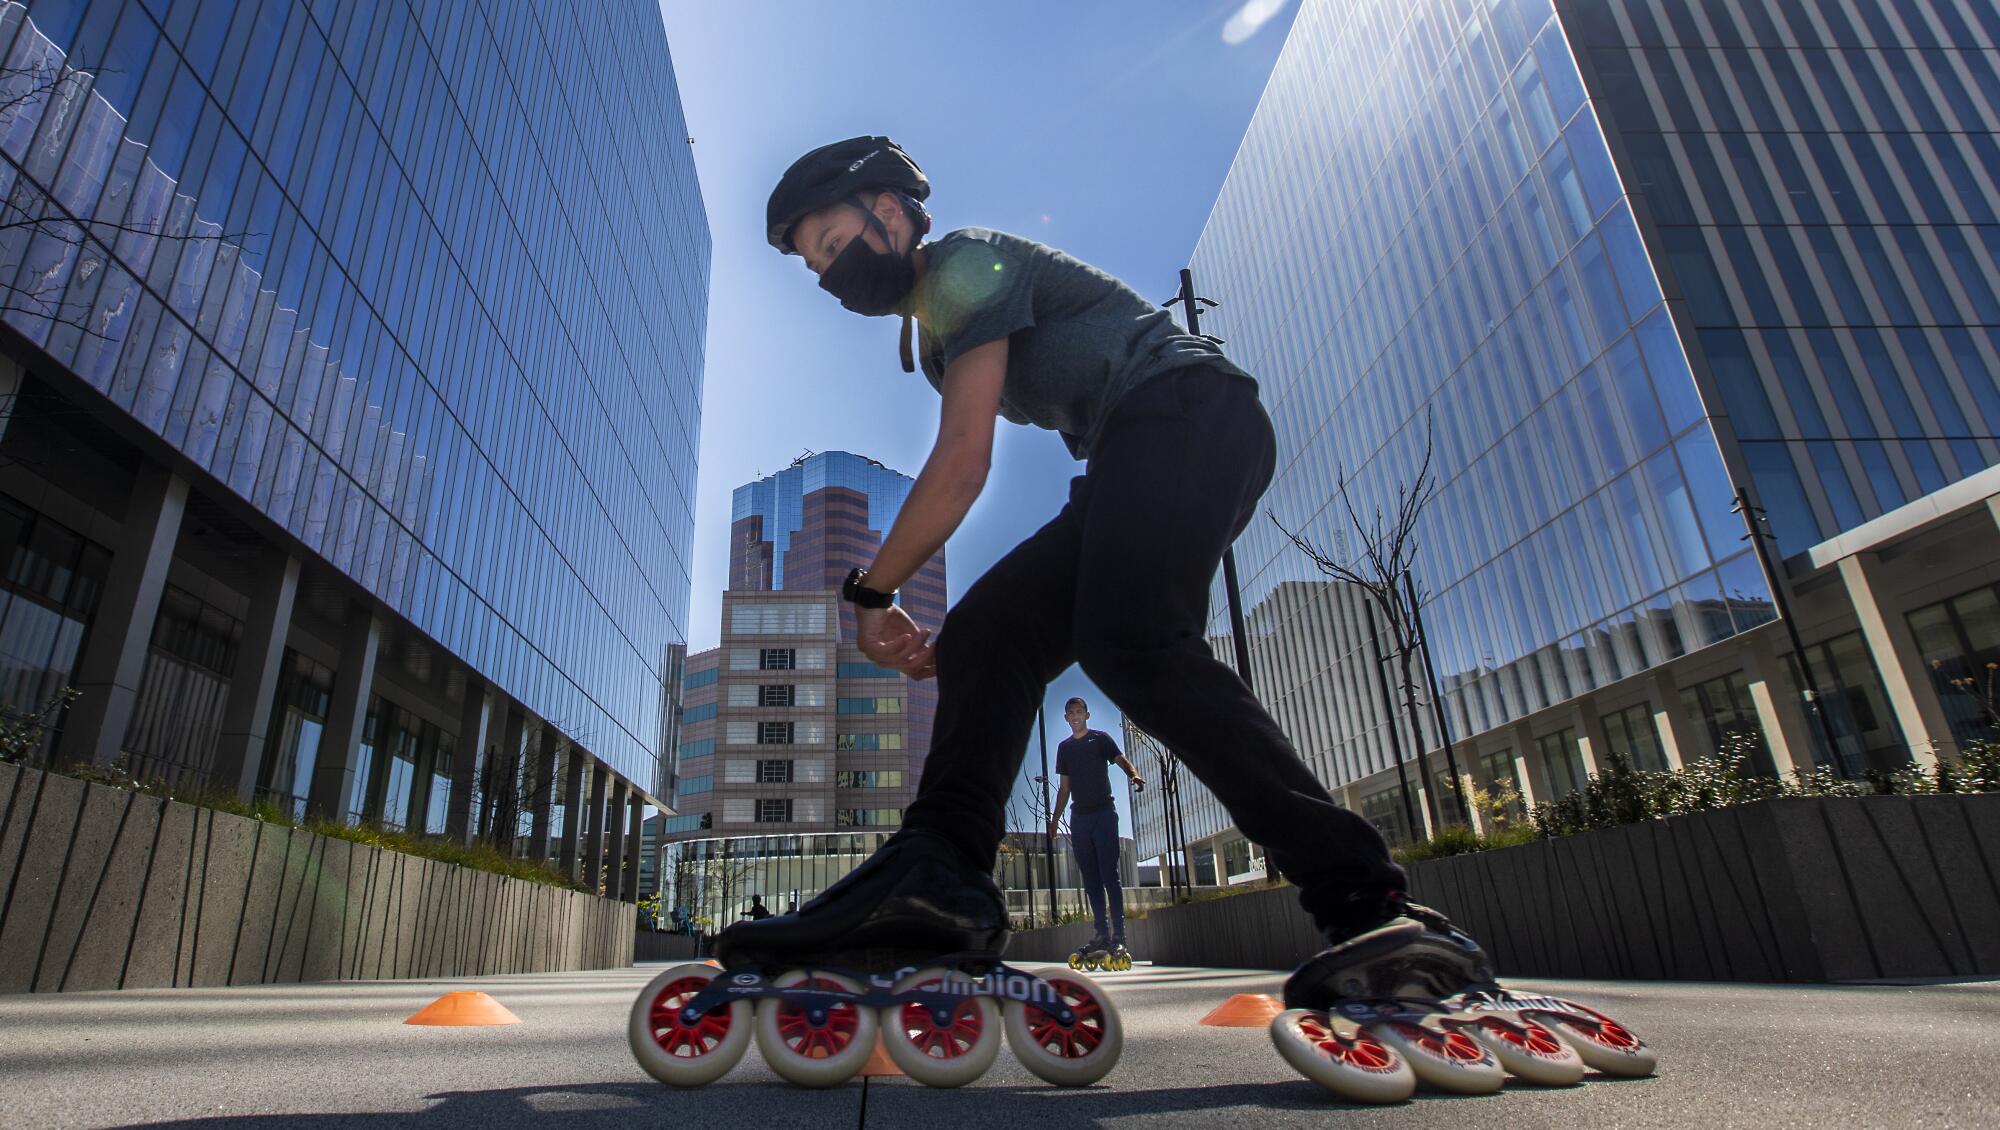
901,367,1407,933
1070,804,1125,941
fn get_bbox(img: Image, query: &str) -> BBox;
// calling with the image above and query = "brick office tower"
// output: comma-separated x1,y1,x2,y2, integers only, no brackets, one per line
676,452,945,837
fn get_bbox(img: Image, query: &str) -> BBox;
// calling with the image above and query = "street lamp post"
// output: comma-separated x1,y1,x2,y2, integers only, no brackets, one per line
1733,489,1851,775
1163,268,1255,692
1366,598,1422,841
1405,570,1468,822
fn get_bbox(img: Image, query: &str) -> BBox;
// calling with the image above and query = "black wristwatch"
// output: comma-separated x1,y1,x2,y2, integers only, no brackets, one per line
842,567,896,610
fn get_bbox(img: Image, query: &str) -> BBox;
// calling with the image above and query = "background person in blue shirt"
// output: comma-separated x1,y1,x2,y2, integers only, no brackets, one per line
1048,698,1144,959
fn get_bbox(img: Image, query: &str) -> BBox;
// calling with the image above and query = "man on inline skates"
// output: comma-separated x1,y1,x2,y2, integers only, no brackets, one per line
714,136,1492,1015
1049,697,1142,969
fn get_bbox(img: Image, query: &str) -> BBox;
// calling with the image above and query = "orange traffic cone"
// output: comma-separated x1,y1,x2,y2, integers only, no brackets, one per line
404,991,522,1026
1199,993,1285,1027
859,1035,905,1076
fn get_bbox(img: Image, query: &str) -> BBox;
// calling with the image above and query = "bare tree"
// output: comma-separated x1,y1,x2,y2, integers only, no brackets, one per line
1121,718,1195,900
661,839,756,938
996,797,1032,926
474,717,599,857
1269,411,1466,836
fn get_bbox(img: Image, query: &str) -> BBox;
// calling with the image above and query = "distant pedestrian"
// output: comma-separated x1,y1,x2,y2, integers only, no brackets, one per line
1049,697,1143,959
747,894,772,920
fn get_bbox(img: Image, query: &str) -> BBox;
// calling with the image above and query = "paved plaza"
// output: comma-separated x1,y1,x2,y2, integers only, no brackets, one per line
2,963,1996,1128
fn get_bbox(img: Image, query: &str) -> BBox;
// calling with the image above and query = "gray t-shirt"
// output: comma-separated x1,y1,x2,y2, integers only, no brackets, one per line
909,228,1252,459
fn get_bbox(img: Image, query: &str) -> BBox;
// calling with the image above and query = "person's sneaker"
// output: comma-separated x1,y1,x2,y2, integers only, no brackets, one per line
712,830,1007,969
1282,900,1494,1010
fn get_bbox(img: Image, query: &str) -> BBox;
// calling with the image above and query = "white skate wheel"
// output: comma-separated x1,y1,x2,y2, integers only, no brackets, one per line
1536,1006,1658,1077
1269,1009,1414,1104
629,963,753,1087
1365,1018,1506,1093
880,967,1004,1087
1003,969,1123,1086
754,970,878,1088
1455,1016,1585,1086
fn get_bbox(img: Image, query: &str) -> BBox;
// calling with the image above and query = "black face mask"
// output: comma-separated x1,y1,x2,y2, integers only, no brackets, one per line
818,214,915,317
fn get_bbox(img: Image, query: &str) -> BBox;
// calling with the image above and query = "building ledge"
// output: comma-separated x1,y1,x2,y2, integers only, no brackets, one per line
1797,462,2000,574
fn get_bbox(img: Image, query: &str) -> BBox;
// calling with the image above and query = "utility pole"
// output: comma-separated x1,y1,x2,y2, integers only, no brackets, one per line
1038,704,1058,925
1164,268,1255,690
1733,490,1850,775
1405,571,1468,821
1162,747,1189,898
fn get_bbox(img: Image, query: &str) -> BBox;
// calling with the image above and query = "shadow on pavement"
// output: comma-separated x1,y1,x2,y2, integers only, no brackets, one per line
133,1074,1583,1129
138,1081,856,1129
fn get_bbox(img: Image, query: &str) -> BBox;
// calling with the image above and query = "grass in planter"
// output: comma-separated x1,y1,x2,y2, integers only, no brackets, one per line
48,751,586,893
306,820,584,891
1529,733,2000,840
1391,781,1540,865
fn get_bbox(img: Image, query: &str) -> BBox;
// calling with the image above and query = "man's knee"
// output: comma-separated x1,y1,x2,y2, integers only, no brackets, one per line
940,593,1000,643
1074,639,1140,698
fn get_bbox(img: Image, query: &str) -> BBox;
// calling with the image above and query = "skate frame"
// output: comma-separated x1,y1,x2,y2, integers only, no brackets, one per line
675,957,1078,1028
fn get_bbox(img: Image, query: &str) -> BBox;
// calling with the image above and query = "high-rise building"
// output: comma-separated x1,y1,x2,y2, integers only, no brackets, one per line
1136,0,2000,859
668,451,944,839
0,0,705,898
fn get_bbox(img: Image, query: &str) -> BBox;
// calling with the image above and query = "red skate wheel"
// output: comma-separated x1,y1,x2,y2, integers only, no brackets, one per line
881,967,1004,1087
1366,1018,1506,1094
1456,1016,1585,1086
1003,970,1123,1086
1535,1003,1658,1077
1269,1009,1415,1104
754,970,878,1088
629,963,752,1087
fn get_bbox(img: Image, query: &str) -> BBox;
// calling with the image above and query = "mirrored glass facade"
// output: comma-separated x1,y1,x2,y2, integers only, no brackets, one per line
731,452,915,593
1566,0,2000,556
1192,0,1768,756
0,0,706,791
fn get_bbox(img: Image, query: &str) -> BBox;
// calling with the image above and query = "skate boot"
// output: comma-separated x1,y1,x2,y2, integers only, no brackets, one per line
1068,933,1111,972
630,830,1125,1090
711,829,1008,970
1106,941,1133,972
1269,898,1654,1104
1282,899,1494,1010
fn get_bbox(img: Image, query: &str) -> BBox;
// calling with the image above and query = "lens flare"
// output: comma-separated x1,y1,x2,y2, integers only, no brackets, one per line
1223,0,1291,45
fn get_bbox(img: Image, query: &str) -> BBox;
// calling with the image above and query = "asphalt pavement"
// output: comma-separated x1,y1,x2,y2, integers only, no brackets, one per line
1,962,1995,1128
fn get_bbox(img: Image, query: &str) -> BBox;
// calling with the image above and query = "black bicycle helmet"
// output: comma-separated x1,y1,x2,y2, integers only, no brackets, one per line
767,136,930,254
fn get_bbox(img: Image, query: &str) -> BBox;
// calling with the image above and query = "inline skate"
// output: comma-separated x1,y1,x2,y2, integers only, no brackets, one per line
1104,941,1134,972
1269,900,1656,1103
628,831,1123,1090
1067,934,1112,972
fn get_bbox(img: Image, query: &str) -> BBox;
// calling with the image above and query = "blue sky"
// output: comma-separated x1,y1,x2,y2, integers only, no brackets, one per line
659,0,1301,832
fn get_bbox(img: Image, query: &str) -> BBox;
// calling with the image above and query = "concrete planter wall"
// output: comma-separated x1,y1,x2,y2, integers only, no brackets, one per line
633,931,700,963
0,761,634,994
1008,794,2000,983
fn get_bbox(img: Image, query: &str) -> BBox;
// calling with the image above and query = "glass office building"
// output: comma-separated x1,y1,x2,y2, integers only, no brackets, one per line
0,0,705,891
1133,0,2000,855
668,452,944,838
